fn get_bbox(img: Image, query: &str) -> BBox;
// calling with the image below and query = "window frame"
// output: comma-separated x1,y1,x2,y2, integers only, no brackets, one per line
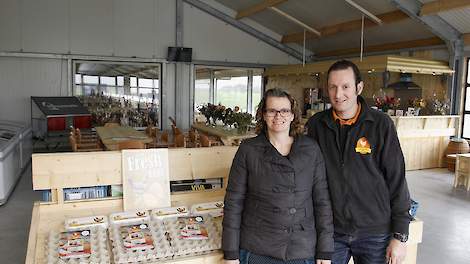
462,58,470,139
193,65,264,115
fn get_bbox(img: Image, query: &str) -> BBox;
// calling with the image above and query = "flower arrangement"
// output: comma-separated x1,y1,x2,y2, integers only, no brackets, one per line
374,96,400,112
232,112,253,133
430,98,450,115
409,97,426,109
197,103,253,132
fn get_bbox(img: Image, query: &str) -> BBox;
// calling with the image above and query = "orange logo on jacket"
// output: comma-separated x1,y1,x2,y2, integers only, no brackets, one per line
355,137,371,154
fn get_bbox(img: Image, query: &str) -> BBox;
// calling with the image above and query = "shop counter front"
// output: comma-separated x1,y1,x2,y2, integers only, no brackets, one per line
391,115,459,170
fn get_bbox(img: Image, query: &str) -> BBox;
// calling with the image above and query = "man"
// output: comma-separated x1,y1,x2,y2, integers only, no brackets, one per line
307,60,411,264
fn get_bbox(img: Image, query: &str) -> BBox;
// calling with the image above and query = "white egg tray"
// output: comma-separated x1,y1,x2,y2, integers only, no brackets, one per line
109,220,173,263
45,227,110,264
163,216,221,258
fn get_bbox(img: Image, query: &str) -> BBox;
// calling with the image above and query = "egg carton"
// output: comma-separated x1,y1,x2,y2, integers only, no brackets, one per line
65,215,109,231
190,201,224,217
163,215,221,258
45,227,110,264
109,220,173,263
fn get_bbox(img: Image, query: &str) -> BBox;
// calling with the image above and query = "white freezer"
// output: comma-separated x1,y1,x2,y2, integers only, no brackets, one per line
0,121,32,205
0,121,33,169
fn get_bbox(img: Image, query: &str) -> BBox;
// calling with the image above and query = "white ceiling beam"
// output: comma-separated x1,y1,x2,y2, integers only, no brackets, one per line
345,0,383,25
269,7,321,36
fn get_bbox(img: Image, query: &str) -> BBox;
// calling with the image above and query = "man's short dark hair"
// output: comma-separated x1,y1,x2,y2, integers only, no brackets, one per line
327,60,362,86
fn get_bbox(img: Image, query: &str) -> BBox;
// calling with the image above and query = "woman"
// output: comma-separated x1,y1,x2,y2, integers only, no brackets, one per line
222,88,334,264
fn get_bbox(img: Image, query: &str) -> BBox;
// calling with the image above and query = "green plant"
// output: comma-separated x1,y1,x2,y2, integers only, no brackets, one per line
233,112,253,132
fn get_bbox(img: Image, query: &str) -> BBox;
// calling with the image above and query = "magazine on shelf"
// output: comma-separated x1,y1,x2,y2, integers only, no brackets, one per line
57,230,92,260
177,216,209,240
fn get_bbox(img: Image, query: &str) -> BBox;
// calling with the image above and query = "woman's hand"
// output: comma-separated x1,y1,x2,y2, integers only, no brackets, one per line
224,259,240,264
316,260,331,264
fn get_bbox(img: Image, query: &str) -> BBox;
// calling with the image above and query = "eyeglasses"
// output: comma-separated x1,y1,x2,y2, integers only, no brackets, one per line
264,108,292,117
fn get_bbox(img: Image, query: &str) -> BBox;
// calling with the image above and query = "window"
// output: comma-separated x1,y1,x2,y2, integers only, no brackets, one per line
75,74,82,84
117,76,124,86
73,61,161,128
139,78,154,88
194,67,264,115
216,75,248,111
463,58,470,138
83,75,99,84
252,73,263,113
100,76,116,86
130,77,138,87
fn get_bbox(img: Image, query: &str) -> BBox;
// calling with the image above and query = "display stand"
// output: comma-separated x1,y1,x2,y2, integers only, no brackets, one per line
26,147,237,263
26,146,422,264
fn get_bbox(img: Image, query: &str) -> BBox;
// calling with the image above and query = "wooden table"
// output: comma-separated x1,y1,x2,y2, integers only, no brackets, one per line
192,123,256,146
95,126,152,150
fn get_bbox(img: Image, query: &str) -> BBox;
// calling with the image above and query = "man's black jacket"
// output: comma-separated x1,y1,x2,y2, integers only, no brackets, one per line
306,96,411,236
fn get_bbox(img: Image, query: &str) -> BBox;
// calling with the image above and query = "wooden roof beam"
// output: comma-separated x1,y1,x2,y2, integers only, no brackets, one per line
236,0,288,19
269,7,321,36
315,37,445,58
464,33,470,45
281,10,409,43
345,0,382,25
420,0,470,16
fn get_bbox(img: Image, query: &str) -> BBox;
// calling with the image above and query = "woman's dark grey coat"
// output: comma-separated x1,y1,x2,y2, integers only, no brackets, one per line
222,134,334,261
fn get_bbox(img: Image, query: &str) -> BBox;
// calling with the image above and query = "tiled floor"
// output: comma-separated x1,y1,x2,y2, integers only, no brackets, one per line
0,167,469,263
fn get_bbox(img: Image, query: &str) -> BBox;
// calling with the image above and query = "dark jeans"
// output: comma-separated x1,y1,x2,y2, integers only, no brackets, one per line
239,249,315,264
332,233,391,264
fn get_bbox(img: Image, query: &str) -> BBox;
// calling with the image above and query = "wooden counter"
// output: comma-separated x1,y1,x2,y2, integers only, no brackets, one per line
391,115,459,170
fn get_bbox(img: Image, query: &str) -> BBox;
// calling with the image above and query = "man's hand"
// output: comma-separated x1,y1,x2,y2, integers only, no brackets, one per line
224,260,240,264
386,238,407,264
316,259,331,264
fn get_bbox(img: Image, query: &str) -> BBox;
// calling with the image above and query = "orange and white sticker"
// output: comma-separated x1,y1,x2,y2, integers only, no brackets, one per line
355,137,371,154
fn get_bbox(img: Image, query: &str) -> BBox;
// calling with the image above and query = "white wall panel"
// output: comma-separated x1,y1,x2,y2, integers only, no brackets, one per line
0,57,67,124
0,0,21,51
113,0,155,58
21,0,69,53
155,0,176,59
70,0,113,56
182,3,295,65
0,58,22,122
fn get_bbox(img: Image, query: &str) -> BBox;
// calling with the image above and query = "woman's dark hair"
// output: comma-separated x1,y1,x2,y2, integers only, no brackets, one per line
327,60,362,86
255,88,303,137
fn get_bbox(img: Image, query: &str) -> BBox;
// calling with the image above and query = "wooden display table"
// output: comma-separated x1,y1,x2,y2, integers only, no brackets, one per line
95,126,152,150
391,115,459,170
192,123,256,146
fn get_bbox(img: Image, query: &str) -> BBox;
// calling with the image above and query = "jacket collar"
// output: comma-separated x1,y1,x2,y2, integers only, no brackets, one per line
320,95,375,129
251,133,312,171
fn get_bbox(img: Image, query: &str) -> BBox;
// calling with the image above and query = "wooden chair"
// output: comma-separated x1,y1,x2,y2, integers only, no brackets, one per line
199,134,221,147
69,136,102,152
118,140,145,150
187,129,200,148
174,134,186,148
104,122,120,127
454,154,470,191
75,128,98,143
160,131,176,148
